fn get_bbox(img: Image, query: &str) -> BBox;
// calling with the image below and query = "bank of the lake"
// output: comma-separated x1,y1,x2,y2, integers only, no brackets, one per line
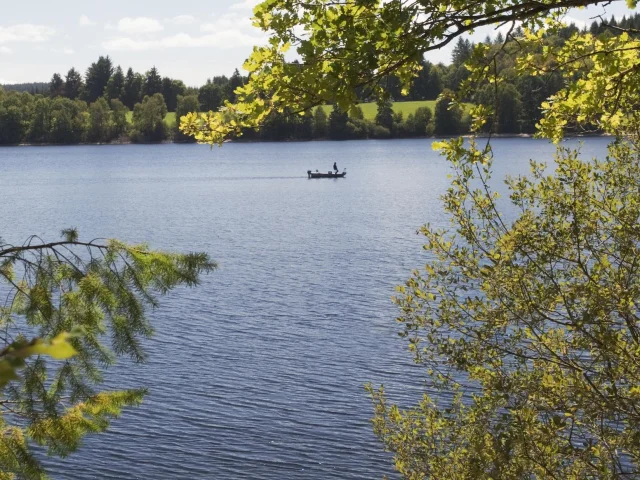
4,131,612,148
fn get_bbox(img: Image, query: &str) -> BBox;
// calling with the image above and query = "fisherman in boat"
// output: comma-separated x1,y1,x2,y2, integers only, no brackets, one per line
333,162,338,174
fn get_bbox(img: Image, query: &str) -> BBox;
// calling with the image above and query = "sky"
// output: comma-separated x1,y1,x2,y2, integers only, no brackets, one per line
0,0,636,86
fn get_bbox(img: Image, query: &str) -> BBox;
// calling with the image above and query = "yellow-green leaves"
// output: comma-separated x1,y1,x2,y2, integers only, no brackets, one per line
182,0,631,144
0,332,79,388
514,29,640,142
175,0,640,476
19,332,77,360
377,138,640,477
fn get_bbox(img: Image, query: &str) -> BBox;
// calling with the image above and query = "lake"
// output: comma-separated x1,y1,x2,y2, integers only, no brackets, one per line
0,138,612,479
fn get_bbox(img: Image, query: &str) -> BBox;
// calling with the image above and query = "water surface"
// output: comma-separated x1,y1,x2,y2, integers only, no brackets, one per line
0,138,611,479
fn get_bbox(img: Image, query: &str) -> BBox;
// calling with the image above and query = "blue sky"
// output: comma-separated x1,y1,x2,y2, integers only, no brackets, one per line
0,0,636,86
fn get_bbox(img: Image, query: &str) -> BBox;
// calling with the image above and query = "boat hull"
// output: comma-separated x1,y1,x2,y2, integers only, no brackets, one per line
307,171,347,179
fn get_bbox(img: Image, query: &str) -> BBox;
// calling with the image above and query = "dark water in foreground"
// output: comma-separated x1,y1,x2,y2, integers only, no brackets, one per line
0,138,611,479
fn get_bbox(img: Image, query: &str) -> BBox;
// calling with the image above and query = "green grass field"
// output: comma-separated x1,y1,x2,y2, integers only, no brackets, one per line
165,112,176,126
320,100,438,120
126,100,450,127
125,111,176,127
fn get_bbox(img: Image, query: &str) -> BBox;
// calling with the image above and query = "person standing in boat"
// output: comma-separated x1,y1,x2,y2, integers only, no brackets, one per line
333,162,338,173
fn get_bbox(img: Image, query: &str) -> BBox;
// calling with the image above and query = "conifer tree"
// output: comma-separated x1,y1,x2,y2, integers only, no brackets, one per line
48,74,64,98
64,68,84,100
433,90,462,135
0,231,215,478
122,68,142,109
84,56,114,103
105,66,125,102
313,107,328,138
143,67,163,98
375,96,394,131
226,69,244,103
328,106,349,140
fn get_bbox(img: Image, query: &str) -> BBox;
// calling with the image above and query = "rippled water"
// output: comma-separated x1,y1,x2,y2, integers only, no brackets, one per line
0,138,611,479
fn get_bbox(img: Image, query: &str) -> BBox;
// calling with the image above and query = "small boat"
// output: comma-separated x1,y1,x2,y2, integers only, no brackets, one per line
307,169,347,179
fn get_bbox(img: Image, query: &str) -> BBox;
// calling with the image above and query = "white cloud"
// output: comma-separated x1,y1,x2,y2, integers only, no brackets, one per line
230,0,261,10
0,78,17,84
167,15,196,25
495,21,522,37
201,13,253,32
564,15,587,29
51,47,75,55
0,24,55,44
0,46,12,54
79,15,96,27
493,14,584,37
103,30,265,51
114,17,164,34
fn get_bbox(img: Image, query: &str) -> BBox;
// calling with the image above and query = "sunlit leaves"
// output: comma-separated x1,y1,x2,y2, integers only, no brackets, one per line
511,29,640,142
373,137,640,477
177,0,640,476
183,0,612,144
0,331,80,389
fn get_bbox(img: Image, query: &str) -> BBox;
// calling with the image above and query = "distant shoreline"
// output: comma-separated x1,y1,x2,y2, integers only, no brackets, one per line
0,133,612,148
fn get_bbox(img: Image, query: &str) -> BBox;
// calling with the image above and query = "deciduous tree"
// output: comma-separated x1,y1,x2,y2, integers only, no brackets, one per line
198,81,223,112
0,91,29,144
375,97,394,131
88,97,112,143
49,98,88,144
131,93,168,143
110,98,129,139
173,94,199,143
181,0,640,477
162,77,186,112
433,90,462,135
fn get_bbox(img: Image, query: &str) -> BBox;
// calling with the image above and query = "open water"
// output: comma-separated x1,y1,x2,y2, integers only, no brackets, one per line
0,138,611,479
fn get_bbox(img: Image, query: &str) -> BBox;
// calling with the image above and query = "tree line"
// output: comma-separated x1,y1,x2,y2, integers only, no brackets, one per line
252,13,640,141
0,89,163,144
42,56,245,112
0,84,465,145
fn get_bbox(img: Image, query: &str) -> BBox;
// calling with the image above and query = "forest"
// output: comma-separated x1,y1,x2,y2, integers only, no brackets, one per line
0,13,638,145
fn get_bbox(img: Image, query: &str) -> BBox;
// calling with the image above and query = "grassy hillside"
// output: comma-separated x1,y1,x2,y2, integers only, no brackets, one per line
320,100,438,120
125,111,176,127
165,112,177,126
126,100,447,128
